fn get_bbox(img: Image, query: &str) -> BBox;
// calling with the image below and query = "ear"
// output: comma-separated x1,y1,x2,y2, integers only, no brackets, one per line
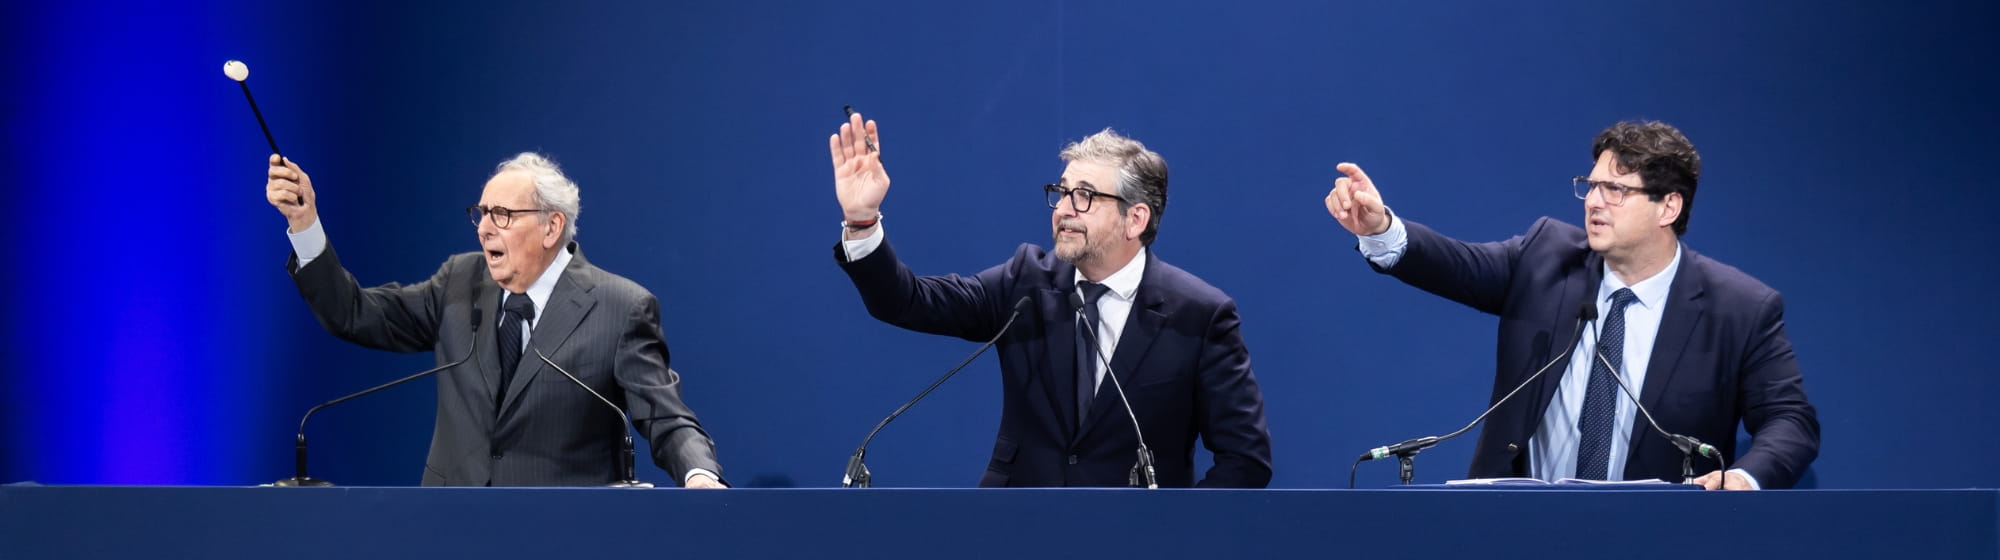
1656,192,1682,230
1125,204,1151,241
543,213,566,249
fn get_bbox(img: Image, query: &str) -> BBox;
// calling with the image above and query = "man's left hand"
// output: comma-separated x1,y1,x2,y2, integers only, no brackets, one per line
685,473,727,489
1691,470,1753,490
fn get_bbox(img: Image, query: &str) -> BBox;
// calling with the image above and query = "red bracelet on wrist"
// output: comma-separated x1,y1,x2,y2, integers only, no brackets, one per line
842,213,881,230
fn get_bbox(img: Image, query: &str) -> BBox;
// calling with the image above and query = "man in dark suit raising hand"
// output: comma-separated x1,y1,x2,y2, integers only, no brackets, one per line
828,112,1273,488
266,152,725,487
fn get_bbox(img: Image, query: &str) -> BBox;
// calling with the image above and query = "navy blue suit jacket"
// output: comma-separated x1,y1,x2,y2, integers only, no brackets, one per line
837,241,1273,488
1377,217,1819,488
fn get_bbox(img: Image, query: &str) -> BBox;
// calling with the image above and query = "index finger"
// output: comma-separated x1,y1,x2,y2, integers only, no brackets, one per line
1336,162,1374,193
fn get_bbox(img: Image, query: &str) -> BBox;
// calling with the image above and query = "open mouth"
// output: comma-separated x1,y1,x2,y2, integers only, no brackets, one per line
486,247,506,261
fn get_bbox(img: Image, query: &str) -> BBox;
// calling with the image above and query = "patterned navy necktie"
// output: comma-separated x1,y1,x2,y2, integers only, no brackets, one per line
495,292,535,414
1576,288,1638,480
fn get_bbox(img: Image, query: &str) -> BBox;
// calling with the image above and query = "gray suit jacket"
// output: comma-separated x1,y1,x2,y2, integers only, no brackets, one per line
289,242,722,486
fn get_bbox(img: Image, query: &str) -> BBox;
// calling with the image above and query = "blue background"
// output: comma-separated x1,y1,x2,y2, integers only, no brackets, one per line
3,0,1995,489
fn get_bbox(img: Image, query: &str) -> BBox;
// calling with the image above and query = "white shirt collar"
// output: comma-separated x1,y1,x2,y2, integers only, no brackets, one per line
513,244,574,321
1599,243,1682,310
1073,247,1147,300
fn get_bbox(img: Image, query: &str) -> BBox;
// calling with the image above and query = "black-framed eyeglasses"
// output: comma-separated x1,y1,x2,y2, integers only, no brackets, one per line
1572,176,1655,206
466,205,550,228
1044,184,1128,213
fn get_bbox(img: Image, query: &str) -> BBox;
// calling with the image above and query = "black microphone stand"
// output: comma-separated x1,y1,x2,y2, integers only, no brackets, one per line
533,346,652,488
844,297,1030,488
274,357,474,487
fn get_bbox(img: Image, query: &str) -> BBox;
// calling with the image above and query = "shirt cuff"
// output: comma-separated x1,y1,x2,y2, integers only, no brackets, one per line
840,222,884,261
683,468,721,486
1727,468,1763,490
287,218,328,268
1356,209,1406,268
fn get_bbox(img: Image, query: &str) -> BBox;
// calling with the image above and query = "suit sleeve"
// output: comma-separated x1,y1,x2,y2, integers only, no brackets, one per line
288,244,446,353
619,294,724,485
616,294,728,486
1729,291,1821,489
835,239,1010,342
1193,298,1275,488
1377,218,1551,316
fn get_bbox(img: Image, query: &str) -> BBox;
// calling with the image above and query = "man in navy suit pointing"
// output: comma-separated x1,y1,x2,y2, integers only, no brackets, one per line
827,112,1273,488
1326,121,1819,489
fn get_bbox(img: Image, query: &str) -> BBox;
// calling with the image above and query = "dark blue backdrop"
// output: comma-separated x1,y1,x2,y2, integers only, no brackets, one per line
4,1,1996,489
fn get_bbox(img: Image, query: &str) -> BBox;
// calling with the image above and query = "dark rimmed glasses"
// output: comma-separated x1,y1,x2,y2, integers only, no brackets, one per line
467,205,550,228
1044,184,1128,213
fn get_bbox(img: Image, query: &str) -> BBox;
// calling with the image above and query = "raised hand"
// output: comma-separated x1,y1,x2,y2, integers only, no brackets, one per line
1325,162,1391,236
829,111,889,224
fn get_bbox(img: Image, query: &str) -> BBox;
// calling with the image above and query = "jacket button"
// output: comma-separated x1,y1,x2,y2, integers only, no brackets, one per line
1067,455,1079,465
1506,443,1519,453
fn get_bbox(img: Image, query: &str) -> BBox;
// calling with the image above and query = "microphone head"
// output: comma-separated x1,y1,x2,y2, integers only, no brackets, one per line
1578,297,1598,321
1067,290,1085,312
471,309,483,331
1013,295,1032,312
223,60,249,82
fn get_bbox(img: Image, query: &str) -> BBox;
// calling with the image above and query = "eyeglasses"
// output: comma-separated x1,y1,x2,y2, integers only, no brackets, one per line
466,205,550,228
1572,176,1655,206
1044,184,1128,213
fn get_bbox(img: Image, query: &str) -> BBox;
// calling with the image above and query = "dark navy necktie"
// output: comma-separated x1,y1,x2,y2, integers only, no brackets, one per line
495,292,535,413
1074,281,1112,423
1576,288,1638,480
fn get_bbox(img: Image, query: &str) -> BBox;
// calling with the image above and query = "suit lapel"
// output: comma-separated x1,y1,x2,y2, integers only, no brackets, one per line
1042,284,1082,441
473,277,505,413
498,245,599,416
1631,245,1705,450
1076,287,1164,443
1531,252,1603,430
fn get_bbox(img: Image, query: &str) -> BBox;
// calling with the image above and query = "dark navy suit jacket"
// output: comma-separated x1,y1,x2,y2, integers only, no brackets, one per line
838,241,1273,488
1376,217,1819,488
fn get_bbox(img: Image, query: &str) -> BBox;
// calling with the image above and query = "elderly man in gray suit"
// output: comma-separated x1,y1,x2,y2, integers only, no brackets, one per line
264,152,725,487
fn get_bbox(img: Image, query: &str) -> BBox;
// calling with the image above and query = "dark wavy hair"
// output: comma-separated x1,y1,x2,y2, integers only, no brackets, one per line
1592,121,1701,236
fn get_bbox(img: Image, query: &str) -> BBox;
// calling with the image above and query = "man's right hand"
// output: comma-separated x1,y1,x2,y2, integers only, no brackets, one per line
828,111,889,230
266,154,319,233
1325,162,1391,236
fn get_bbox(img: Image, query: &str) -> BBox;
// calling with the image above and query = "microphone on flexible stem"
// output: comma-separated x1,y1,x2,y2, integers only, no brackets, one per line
843,296,1034,488
530,346,653,488
1584,343,1725,483
1069,291,1157,489
1349,297,1597,488
273,311,483,487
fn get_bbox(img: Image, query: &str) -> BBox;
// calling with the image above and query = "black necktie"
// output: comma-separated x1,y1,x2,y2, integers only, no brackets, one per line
495,292,535,413
1074,280,1113,423
1577,288,1638,480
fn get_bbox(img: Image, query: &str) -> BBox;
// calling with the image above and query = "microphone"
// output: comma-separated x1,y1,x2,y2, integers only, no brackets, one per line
530,346,654,488
1068,290,1157,489
1350,296,1597,487
1584,338,1725,483
273,310,483,487
843,296,1033,488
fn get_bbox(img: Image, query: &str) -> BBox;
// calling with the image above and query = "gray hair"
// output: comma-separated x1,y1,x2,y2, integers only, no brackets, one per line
494,152,581,244
1059,128,1168,245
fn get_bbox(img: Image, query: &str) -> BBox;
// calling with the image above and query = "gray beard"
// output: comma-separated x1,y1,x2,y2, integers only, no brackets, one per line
1053,233,1098,265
